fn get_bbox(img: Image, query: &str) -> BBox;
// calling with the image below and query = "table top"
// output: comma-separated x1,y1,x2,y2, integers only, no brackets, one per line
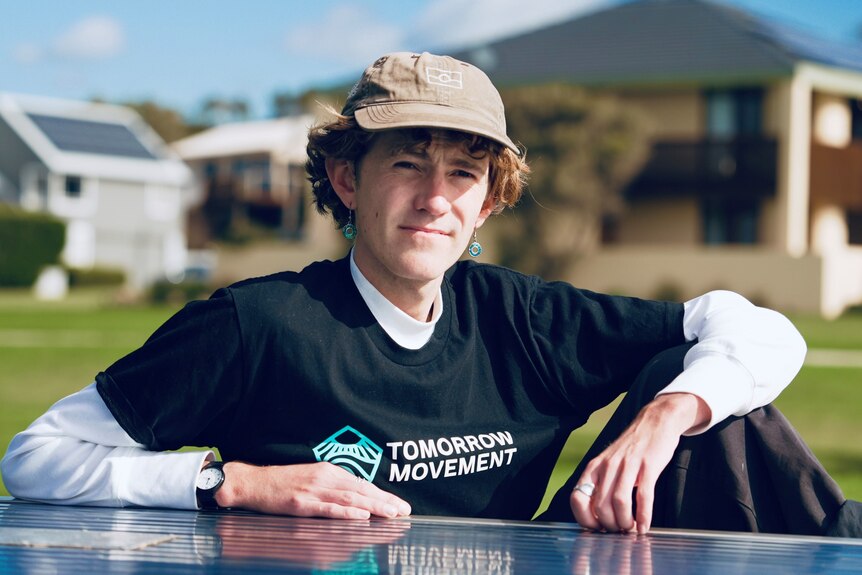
1,497,861,574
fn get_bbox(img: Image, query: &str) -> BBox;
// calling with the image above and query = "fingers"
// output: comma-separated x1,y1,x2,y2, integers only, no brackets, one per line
319,474,411,519
570,476,601,531
570,460,640,533
635,472,657,535
234,461,412,519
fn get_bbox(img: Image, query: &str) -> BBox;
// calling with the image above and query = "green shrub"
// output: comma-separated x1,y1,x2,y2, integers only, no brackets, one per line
67,266,126,287
149,280,212,305
0,205,65,287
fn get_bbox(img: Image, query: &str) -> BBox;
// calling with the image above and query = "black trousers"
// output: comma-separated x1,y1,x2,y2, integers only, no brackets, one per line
539,344,862,537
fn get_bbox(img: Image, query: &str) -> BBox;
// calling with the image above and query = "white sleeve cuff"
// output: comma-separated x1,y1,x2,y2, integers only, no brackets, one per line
655,353,754,435
115,449,214,510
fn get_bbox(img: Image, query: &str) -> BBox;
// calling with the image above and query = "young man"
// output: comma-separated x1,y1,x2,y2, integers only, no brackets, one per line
0,52,842,535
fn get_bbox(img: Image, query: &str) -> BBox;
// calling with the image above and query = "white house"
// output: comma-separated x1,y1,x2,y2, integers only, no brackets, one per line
0,93,195,289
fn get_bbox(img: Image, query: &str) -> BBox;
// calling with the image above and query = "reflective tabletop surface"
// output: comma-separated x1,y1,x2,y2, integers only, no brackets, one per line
1,497,861,574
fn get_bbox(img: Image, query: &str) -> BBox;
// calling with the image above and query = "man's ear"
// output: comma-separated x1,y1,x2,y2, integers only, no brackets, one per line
474,196,496,229
325,157,357,209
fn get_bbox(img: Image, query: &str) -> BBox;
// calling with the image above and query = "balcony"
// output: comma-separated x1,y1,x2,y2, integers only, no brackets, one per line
626,137,778,200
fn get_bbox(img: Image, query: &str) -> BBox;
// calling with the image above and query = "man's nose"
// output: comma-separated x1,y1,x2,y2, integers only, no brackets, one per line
414,171,452,215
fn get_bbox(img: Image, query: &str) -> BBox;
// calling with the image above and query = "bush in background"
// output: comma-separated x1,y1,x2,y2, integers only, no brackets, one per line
149,279,212,305
67,266,126,288
0,206,65,287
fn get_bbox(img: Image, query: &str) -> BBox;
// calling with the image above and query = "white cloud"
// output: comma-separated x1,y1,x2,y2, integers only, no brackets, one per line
412,0,610,50
53,15,125,60
13,43,43,65
284,3,406,67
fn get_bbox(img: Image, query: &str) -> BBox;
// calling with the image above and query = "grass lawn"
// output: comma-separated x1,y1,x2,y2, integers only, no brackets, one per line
1,289,861,519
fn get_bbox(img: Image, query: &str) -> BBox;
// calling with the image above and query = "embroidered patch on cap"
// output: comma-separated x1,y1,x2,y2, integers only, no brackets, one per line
426,67,463,89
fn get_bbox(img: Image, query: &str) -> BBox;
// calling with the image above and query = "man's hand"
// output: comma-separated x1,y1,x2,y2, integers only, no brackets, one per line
570,393,710,534
215,461,412,519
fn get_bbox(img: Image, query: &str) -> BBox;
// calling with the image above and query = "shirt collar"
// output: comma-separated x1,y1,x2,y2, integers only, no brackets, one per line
349,250,443,350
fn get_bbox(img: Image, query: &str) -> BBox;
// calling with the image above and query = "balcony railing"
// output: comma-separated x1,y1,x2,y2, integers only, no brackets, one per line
626,137,778,199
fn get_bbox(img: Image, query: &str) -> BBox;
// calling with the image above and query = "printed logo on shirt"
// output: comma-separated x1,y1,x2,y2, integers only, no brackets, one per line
314,427,520,485
313,425,383,482
386,431,517,483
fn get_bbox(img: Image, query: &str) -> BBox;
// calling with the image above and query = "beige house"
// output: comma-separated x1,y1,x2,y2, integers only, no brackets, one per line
456,0,862,317
172,115,344,284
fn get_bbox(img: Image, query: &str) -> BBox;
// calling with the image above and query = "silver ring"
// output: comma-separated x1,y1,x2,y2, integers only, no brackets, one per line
573,482,595,497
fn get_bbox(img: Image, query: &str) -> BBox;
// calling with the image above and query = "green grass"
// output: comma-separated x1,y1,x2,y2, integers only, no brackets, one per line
0,289,180,496
787,311,862,350
1,290,861,521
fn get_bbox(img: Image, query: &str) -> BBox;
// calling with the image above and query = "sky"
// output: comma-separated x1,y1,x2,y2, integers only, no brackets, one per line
2,0,862,121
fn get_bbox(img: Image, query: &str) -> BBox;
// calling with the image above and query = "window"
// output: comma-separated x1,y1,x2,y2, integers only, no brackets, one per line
848,211,862,245
706,89,763,137
702,89,764,245
65,176,82,198
702,198,759,245
851,99,862,140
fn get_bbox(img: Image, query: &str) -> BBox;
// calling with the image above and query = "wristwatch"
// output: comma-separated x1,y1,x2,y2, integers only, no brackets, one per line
196,461,225,510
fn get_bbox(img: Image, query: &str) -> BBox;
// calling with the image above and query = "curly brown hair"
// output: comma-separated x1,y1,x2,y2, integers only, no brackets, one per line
306,112,529,228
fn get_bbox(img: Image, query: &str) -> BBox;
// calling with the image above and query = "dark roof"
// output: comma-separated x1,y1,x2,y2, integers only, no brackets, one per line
452,0,862,87
27,113,157,160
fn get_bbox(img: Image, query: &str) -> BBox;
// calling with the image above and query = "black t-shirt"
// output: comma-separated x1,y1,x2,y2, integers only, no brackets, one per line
96,257,684,519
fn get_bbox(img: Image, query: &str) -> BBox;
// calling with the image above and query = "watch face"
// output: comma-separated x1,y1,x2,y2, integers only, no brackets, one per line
197,466,224,490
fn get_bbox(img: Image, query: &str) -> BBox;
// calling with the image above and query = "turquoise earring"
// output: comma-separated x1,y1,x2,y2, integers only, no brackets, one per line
468,231,482,257
342,210,357,240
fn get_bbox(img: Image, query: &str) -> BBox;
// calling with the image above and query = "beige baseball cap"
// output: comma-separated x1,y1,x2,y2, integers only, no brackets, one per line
342,52,520,154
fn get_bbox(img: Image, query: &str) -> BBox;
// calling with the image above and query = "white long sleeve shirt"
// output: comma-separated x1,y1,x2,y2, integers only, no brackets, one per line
0,260,806,510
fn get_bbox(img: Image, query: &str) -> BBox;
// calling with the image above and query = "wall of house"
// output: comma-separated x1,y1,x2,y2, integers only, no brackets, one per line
615,197,701,245
48,175,186,289
211,208,344,286
0,116,41,203
614,89,704,138
567,246,823,314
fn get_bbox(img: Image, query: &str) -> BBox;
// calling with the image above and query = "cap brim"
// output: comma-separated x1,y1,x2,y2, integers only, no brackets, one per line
354,102,520,154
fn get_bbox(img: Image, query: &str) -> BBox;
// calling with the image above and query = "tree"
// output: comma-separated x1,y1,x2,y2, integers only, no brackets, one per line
197,97,251,125
122,100,205,143
271,88,342,117
498,84,650,279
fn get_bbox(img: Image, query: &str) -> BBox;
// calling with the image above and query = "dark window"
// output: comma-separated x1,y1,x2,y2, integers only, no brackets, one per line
702,198,759,244
848,211,862,245
706,88,763,137
851,99,862,140
65,176,82,198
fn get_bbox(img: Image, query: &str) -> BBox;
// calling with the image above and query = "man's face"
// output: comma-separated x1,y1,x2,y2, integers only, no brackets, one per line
333,130,493,297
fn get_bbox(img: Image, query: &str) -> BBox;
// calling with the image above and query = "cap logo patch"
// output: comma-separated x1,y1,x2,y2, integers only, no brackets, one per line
426,67,463,89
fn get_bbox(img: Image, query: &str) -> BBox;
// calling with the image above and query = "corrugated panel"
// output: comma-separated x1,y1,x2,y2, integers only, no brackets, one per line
27,114,157,160
1,498,861,574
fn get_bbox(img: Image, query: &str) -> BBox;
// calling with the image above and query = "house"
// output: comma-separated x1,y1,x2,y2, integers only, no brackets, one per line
0,93,194,289
172,115,344,284
454,0,862,317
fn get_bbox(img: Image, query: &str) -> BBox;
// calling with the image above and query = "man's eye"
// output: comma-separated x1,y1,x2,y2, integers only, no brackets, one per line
454,170,477,179
394,161,418,170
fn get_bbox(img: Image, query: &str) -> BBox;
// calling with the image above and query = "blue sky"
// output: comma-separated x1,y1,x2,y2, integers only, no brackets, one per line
2,0,861,120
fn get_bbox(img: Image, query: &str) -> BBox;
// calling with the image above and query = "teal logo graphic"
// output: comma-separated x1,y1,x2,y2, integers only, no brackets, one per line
313,426,383,482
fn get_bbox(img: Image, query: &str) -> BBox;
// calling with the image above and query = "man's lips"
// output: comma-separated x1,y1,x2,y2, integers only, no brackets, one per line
400,226,450,236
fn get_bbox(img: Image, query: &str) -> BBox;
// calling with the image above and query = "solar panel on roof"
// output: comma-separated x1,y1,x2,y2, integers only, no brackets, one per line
27,113,158,160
